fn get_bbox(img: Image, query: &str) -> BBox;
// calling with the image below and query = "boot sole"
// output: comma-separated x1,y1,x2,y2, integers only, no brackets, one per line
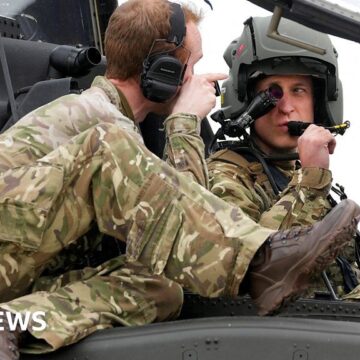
255,209,358,315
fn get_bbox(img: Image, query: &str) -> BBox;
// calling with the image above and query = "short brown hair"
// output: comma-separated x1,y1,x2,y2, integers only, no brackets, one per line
105,0,201,80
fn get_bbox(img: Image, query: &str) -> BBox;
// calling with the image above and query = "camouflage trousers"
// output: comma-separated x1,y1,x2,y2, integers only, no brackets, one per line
0,123,272,351
1,255,183,352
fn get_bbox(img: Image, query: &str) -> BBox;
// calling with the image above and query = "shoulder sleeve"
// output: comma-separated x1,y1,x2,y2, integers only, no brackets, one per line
163,113,209,188
259,167,333,230
207,149,269,222
0,86,133,171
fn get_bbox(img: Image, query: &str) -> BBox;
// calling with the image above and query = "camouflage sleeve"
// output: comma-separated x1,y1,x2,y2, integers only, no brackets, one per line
0,85,136,172
208,158,269,223
261,167,333,230
208,156,332,230
163,113,209,188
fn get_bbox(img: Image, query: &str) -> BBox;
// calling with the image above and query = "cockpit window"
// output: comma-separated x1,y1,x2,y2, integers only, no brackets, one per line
0,0,96,47
246,0,360,43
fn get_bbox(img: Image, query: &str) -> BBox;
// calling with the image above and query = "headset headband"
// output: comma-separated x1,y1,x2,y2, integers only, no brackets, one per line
167,2,186,46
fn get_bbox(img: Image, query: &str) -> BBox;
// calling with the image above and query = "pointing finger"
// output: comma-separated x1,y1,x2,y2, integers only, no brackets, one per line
201,73,228,82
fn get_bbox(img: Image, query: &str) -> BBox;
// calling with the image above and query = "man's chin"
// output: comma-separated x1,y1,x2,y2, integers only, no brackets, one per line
270,141,298,154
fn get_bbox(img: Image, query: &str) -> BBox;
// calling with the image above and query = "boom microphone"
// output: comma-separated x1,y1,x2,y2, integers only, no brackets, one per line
287,121,350,136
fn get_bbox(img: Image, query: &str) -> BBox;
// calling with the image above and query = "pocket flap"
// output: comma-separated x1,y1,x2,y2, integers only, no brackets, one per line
0,164,64,250
126,173,182,274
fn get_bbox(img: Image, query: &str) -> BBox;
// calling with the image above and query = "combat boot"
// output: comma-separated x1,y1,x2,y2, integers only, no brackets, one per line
0,316,20,360
249,199,360,316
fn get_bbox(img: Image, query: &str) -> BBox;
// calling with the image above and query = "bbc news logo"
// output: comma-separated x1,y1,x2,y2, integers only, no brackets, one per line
0,311,47,331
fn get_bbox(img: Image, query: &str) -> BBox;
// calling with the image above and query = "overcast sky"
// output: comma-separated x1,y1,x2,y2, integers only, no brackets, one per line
118,0,360,204
333,0,359,12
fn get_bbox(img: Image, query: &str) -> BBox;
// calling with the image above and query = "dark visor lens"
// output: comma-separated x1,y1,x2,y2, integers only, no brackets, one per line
268,84,283,100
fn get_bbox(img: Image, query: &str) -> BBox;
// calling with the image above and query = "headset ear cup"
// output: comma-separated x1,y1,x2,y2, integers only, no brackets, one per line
141,55,184,103
140,3,186,103
237,64,248,102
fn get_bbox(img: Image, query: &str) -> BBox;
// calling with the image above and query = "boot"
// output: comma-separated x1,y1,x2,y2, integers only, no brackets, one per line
0,316,20,360
249,199,360,315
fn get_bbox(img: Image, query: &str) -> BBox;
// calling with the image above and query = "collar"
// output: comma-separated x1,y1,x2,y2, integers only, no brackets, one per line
91,76,135,121
248,137,296,172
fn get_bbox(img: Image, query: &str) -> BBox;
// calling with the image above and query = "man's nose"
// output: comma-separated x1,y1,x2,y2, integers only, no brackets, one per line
276,92,295,114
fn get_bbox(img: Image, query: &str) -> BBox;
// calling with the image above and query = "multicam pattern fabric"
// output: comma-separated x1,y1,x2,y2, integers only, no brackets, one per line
207,148,333,228
0,77,272,353
1,256,183,352
163,114,209,188
207,147,358,298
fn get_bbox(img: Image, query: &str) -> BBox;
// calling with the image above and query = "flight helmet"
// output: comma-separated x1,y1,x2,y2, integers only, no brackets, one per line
219,16,343,126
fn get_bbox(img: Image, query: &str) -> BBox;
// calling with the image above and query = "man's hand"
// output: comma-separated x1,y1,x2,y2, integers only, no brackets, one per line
298,124,336,169
171,73,227,119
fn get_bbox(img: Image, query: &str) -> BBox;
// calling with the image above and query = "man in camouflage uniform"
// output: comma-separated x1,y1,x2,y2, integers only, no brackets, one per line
0,2,359,358
207,17,358,298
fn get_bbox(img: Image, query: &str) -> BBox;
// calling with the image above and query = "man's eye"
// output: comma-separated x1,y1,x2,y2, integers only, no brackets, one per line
294,87,306,94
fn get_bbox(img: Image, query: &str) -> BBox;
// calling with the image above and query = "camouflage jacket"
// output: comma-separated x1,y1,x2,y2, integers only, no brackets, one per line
0,76,208,277
207,146,360,297
207,147,332,230
0,76,206,183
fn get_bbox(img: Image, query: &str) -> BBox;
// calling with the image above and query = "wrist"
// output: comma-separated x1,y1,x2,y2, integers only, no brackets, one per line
289,167,332,190
164,113,201,135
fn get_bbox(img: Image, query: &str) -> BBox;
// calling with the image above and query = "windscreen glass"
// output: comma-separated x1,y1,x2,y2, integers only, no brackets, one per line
0,0,95,46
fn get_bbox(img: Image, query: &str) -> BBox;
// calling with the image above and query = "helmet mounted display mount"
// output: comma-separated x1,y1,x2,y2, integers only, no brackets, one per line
267,6,326,55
